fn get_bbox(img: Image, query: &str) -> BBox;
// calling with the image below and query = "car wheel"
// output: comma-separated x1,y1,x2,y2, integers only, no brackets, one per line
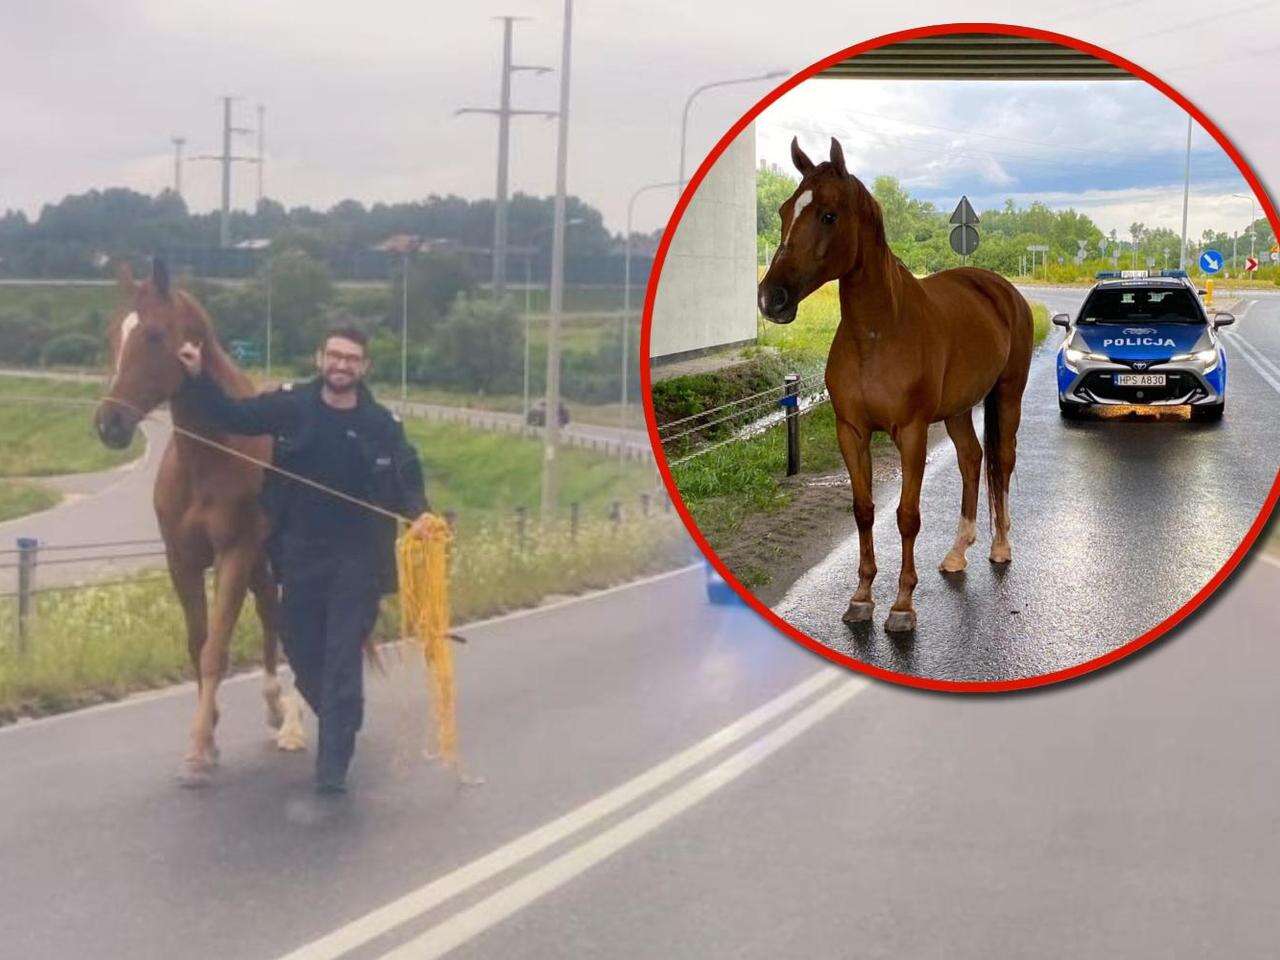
1059,399,1086,420
1191,402,1224,422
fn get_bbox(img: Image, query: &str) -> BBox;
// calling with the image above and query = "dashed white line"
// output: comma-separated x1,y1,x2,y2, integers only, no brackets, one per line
375,676,867,960
275,667,845,960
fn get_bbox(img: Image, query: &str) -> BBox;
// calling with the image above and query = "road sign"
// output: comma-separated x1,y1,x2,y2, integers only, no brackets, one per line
1199,249,1224,274
950,224,979,256
1097,238,1108,254
949,196,979,225
1271,251,1279,263
1245,256,1259,272
229,339,262,364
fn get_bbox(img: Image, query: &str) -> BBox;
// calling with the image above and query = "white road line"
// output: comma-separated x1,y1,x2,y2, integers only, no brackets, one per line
0,563,704,736
275,668,844,960
1224,332,1280,395
375,676,868,960
1227,329,1280,380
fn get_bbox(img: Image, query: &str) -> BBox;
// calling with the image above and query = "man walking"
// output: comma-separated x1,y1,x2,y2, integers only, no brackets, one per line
177,324,431,794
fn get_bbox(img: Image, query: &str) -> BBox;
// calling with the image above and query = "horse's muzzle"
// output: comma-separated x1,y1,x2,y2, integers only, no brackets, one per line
94,403,138,449
757,283,798,324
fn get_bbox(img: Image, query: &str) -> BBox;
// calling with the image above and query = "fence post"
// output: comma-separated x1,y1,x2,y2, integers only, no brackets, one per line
443,509,458,531
610,500,622,532
570,502,580,542
783,372,801,477
515,506,527,553
640,493,650,517
16,537,37,652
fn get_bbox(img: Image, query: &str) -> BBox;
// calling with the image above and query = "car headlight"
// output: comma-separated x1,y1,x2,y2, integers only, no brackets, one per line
1064,347,1108,368
1170,348,1219,368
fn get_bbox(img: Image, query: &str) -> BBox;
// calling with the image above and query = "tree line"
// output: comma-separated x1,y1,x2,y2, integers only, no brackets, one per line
757,164,1277,282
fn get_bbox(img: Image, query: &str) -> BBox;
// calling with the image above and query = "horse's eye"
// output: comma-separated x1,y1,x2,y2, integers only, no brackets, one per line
145,328,165,345
821,212,838,225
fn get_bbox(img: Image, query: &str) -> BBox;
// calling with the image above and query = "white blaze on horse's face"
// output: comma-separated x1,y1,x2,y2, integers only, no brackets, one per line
783,190,813,247
112,312,139,386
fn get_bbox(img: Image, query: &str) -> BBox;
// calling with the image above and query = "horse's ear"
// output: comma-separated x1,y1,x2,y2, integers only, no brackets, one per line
152,257,170,298
115,261,137,296
829,138,848,177
790,136,815,177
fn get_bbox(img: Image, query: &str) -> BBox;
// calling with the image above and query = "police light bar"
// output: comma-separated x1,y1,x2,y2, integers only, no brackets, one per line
1095,271,1121,279
1094,269,1189,280
1159,269,1188,278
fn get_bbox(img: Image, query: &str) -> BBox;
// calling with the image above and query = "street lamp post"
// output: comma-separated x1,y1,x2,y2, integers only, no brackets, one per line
678,70,787,184
401,248,410,405
264,256,273,378
622,180,681,427
1232,192,1257,263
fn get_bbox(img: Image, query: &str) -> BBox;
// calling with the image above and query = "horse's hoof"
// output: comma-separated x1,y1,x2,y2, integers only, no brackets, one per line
176,760,213,789
939,553,967,573
989,545,1012,564
884,609,917,633
276,730,307,752
842,600,875,624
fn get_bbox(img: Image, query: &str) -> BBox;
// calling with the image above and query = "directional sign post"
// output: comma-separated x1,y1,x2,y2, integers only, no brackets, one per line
1026,244,1049,280
1199,249,1224,274
949,196,980,263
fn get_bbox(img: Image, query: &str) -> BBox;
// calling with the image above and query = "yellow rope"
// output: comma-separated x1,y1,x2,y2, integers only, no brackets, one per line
396,515,458,769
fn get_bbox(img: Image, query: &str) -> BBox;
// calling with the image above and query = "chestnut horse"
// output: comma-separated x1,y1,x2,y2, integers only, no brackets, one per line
94,260,305,785
758,138,1032,634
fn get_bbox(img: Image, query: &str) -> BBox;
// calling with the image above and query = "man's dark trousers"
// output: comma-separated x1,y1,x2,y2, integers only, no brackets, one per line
280,545,381,786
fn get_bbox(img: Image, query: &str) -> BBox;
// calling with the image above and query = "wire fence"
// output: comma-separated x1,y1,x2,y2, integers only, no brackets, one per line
657,371,832,468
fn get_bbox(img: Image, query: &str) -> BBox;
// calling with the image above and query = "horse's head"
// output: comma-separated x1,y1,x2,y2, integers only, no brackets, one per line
94,258,208,448
758,136,885,324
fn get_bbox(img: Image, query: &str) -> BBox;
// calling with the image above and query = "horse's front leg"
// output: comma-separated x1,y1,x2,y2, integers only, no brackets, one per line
180,543,253,787
835,417,877,624
886,420,928,634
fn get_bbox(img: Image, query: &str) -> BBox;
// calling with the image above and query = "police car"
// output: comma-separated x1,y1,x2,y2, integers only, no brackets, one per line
1055,270,1234,422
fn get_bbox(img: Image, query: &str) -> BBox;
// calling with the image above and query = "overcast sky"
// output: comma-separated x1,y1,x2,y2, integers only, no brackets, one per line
1,0,1275,239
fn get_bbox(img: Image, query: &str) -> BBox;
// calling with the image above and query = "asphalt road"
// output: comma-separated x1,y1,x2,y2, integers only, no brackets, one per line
774,288,1280,681
2,553,1279,958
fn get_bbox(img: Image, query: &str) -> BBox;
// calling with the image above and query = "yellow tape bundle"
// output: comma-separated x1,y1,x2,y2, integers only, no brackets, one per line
396,514,458,768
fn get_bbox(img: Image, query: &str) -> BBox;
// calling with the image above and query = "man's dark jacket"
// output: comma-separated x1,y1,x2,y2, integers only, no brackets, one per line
181,373,428,594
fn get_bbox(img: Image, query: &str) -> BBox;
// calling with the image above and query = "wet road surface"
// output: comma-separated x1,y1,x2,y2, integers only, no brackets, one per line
775,289,1280,681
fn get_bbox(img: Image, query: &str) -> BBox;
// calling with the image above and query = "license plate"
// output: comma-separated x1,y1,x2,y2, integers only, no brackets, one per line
1115,373,1166,387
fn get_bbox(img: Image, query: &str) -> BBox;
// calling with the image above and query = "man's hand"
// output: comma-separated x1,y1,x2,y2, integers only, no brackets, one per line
408,514,435,540
177,341,202,378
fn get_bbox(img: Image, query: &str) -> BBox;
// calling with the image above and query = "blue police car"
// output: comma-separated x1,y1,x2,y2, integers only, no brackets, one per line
1054,271,1235,422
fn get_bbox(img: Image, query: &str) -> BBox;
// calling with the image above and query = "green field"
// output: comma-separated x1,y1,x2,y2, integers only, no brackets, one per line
402,417,659,531
0,376,143,477
0,480,60,522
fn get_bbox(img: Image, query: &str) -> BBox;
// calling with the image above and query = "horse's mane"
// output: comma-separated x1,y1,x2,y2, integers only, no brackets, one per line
176,289,256,399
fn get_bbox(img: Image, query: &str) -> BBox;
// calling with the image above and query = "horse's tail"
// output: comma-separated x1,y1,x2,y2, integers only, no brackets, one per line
983,387,1005,533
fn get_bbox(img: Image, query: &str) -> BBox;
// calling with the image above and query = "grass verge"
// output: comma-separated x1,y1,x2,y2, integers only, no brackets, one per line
0,480,61,522
0,512,688,722
0,376,143,476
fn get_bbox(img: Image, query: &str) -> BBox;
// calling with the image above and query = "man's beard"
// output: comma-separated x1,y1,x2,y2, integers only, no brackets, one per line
324,371,359,393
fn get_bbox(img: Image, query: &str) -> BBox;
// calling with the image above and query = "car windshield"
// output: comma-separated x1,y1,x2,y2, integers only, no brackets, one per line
1079,287,1204,324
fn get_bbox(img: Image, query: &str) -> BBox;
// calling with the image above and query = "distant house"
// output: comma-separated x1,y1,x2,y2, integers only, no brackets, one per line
373,235,460,255
233,238,272,251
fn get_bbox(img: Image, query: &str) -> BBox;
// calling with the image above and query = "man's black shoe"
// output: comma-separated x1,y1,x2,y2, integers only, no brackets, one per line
315,777,348,796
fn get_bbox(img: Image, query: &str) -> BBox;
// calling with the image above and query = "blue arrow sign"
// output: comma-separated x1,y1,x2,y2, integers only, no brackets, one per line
1199,249,1224,274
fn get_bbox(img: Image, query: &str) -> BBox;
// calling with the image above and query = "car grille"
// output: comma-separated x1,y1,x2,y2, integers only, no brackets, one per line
1073,369,1207,404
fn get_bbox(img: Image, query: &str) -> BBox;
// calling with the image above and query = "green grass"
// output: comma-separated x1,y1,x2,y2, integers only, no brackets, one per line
0,512,687,721
0,283,117,320
0,376,143,476
402,418,657,533
0,480,60,521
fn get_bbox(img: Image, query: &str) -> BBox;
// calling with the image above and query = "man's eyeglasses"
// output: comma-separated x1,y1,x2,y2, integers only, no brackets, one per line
323,349,364,367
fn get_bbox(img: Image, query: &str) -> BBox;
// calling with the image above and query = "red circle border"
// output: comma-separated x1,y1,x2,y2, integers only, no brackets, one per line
639,21,1280,694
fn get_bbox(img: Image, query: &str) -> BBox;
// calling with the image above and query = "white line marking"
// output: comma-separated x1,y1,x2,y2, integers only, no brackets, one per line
375,677,866,960
1224,332,1280,394
1227,328,1280,380
0,563,704,736
276,668,844,960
